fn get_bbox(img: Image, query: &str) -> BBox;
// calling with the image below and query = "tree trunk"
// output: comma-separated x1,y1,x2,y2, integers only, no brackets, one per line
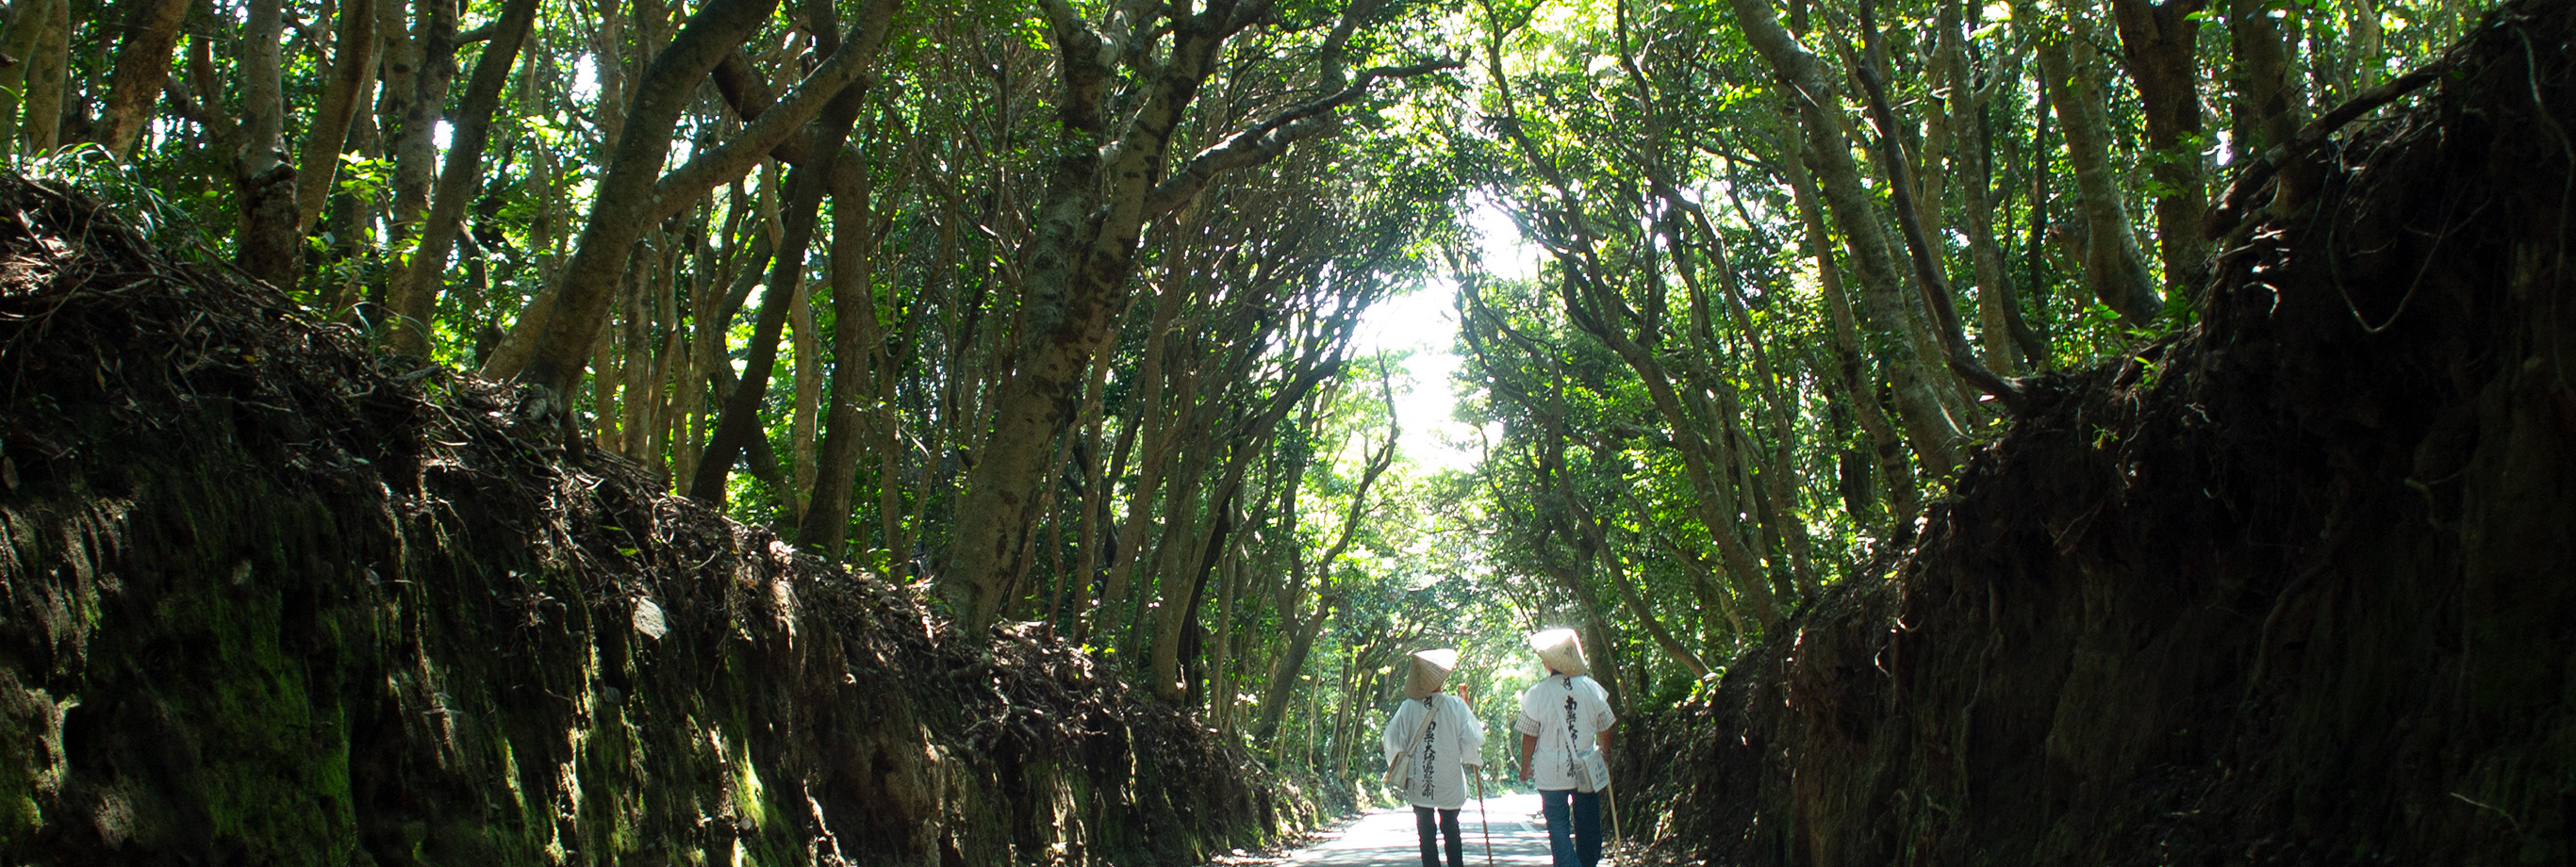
687,74,867,505
1596,523,1710,678
384,0,537,358
95,0,192,157
234,0,299,287
799,154,890,556
1783,142,1919,529
2109,0,2213,297
0,0,46,153
1852,0,2019,404
482,0,793,401
387,0,456,281
2023,6,2164,325
2228,0,2304,161
19,0,69,153
789,269,819,515
292,0,379,237
1725,0,1968,475
1942,0,2033,374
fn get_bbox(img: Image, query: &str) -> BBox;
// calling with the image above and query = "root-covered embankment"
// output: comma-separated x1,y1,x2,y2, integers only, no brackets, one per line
1633,5,2576,864
0,176,1312,864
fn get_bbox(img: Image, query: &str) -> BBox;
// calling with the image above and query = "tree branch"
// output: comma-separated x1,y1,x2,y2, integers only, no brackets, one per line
646,0,902,220
1143,57,1460,220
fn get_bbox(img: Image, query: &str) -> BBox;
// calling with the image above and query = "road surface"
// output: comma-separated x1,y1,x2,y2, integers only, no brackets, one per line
1268,791,1555,867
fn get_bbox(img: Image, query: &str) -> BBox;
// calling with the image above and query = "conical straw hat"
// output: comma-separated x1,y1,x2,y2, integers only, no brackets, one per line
1404,648,1460,699
1528,629,1589,677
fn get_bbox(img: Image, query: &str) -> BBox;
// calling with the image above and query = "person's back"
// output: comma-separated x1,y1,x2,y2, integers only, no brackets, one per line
1383,649,1484,867
1515,630,1615,867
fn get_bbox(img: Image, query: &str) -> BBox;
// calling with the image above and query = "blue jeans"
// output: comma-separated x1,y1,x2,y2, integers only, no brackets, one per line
1539,789,1602,867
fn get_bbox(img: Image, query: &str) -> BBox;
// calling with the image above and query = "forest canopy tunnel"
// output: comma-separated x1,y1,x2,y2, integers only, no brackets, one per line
1,0,2569,862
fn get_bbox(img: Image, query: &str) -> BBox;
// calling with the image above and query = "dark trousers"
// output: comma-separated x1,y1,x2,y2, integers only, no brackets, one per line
1413,806,1464,867
1538,789,1602,867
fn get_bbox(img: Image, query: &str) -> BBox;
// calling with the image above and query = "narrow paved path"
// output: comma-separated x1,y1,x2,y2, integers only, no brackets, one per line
1275,792,1554,867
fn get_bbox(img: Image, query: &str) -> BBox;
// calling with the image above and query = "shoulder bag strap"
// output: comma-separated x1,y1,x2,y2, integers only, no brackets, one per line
1402,695,1438,753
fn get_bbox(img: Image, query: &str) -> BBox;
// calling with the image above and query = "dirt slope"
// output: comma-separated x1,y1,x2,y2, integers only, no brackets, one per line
1629,5,2575,865
0,176,1312,864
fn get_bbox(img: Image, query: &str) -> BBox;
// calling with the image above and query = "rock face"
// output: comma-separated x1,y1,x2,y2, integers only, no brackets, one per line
1630,5,2576,865
0,177,1309,865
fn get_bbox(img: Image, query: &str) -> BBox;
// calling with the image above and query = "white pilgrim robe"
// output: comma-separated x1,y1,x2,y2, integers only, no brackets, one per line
1381,693,1487,810
1513,673,1616,792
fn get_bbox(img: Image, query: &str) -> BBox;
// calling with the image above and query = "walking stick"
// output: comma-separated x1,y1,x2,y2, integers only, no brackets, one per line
1602,777,1624,865
1475,772,1495,867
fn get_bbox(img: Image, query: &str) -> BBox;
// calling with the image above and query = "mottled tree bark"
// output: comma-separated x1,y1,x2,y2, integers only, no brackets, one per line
485,0,898,408
18,0,69,153
2110,0,2213,296
384,0,537,358
1725,0,1970,475
291,0,378,237
234,0,299,287
94,0,192,157
2023,4,2164,324
2229,0,2305,161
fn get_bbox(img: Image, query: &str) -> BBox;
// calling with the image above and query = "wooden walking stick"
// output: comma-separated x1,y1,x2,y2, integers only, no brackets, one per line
1475,772,1495,867
1604,777,1623,865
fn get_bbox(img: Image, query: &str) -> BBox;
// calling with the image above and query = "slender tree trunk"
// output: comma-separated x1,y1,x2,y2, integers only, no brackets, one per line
1783,142,1918,528
1941,0,2030,374
1091,277,1190,646
1255,409,1390,739
2023,84,2056,359
2023,4,2164,325
1593,521,1710,678
2229,0,2304,161
789,270,819,515
292,0,379,237
619,244,658,457
384,0,537,357
387,0,456,279
801,163,888,555
0,0,46,153
1852,0,2019,403
2109,0,2213,298
688,73,868,505
95,0,192,157
1209,549,1246,732
368,0,417,287
235,0,299,287
1725,0,1968,474
20,0,70,153
1057,350,1114,628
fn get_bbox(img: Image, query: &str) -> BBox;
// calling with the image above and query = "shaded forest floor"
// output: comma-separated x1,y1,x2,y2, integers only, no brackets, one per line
0,174,1323,863
1626,3,2576,865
